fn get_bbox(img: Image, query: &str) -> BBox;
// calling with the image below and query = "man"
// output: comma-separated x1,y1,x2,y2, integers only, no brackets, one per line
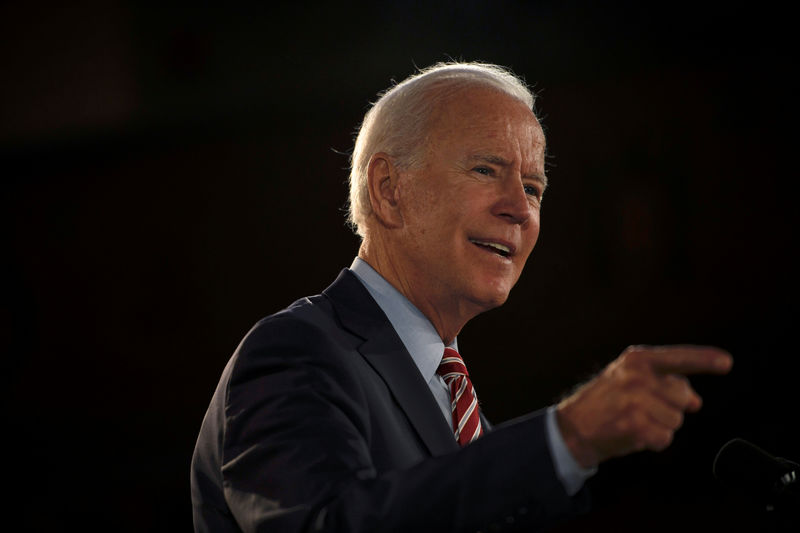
190,62,732,532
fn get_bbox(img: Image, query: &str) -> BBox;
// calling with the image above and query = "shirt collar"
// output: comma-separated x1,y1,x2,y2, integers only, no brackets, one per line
349,257,457,384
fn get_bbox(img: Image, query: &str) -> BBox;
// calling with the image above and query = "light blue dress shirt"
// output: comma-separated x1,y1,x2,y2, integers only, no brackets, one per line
349,257,595,496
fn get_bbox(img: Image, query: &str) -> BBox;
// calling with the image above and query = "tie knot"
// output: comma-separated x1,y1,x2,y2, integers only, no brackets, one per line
437,347,469,381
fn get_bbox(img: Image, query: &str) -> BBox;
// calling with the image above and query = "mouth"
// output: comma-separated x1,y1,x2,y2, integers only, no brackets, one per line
469,239,514,258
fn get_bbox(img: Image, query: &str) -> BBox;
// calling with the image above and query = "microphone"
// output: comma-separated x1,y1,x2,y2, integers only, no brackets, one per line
713,438,799,512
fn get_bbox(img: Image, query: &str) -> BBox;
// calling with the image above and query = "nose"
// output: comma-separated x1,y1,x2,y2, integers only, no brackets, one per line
492,176,532,225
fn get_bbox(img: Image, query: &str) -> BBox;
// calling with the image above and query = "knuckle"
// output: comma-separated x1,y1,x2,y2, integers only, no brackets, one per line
672,411,684,429
619,369,646,391
615,416,637,436
622,347,644,365
630,411,649,435
679,384,699,410
665,374,689,390
620,396,641,417
674,375,690,386
656,430,674,450
622,345,639,355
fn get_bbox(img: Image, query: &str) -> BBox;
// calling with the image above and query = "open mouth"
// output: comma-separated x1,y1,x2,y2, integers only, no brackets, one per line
469,239,512,258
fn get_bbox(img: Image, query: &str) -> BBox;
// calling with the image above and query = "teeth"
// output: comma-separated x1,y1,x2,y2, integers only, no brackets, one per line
469,240,511,254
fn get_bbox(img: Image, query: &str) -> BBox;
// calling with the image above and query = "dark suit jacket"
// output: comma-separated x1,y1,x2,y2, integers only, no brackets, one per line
190,269,589,532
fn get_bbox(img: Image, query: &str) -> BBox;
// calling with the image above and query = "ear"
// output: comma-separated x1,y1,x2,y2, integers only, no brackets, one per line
366,152,404,229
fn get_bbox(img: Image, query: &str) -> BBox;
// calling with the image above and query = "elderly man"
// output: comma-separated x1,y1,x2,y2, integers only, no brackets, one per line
190,62,732,532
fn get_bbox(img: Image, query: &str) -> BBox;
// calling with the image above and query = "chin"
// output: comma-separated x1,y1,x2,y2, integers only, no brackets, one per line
470,288,512,313
462,275,518,314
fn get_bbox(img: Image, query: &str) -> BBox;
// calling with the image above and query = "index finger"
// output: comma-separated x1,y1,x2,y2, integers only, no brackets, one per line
635,345,733,375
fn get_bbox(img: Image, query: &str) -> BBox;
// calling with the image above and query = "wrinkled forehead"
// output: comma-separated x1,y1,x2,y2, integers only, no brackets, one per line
425,86,546,160
430,85,541,132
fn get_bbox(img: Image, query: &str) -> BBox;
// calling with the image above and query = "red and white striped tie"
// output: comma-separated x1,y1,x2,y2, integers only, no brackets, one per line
437,347,484,446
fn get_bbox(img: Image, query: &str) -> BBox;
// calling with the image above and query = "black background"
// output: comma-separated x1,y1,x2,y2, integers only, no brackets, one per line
3,1,798,531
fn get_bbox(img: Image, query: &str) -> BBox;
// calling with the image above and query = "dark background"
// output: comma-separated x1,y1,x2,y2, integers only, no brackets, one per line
3,1,797,531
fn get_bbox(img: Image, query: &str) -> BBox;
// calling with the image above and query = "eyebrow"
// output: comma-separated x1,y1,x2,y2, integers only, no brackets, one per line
467,154,548,189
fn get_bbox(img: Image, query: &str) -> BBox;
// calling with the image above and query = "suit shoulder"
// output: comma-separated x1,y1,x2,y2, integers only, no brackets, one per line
226,293,356,386
241,294,342,353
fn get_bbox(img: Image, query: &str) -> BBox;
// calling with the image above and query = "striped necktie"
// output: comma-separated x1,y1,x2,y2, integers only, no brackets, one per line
437,347,484,446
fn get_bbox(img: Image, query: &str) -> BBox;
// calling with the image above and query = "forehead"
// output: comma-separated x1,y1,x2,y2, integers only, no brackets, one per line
426,87,545,159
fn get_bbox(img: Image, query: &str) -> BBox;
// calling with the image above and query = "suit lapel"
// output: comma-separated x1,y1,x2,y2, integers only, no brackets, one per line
323,270,459,456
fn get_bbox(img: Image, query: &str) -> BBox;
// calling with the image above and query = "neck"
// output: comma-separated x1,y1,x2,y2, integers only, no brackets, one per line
358,237,480,345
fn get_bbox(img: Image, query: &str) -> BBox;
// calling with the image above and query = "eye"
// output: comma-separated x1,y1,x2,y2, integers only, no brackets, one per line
472,166,493,176
523,184,541,199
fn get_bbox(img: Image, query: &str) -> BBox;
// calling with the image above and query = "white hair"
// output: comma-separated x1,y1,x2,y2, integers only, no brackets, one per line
347,61,536,237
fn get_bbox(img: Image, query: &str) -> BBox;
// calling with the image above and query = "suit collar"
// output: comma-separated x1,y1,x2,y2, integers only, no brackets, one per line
348,257,450,387
323,269,459,456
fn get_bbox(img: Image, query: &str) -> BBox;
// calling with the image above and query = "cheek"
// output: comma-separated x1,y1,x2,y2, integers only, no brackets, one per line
524,218,541,251
514,224,540,272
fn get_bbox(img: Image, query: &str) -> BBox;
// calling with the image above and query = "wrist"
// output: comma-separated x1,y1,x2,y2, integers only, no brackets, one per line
555,401,600,469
